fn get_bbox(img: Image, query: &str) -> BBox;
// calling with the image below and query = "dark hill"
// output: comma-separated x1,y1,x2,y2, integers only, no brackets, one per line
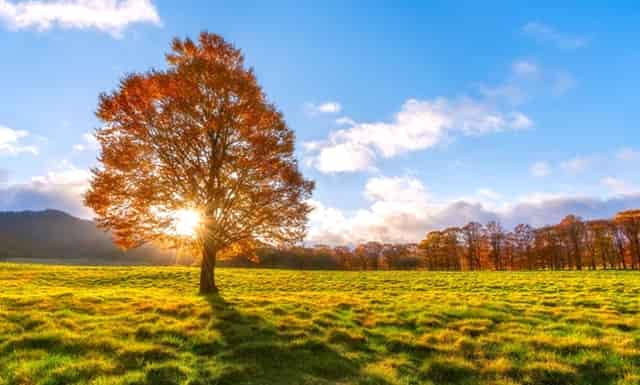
0,210,174,265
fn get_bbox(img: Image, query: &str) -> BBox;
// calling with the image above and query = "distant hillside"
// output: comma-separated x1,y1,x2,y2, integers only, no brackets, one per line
0,210,174,265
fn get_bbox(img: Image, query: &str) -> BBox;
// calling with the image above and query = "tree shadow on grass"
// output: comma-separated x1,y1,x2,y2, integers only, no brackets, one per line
192,292,392,385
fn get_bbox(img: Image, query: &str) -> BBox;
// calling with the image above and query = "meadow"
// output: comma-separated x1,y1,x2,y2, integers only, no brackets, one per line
1,264,639,385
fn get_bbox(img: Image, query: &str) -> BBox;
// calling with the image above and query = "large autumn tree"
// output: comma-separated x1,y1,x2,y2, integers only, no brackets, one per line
85,32,314,293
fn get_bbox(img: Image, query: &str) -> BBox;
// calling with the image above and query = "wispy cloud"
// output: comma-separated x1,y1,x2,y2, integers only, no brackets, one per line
617,148,640,161
0,0,161,37
551,71,576,96
305,101,342,115
335,116,356,126
72,132,99,152
479,59,575,106
0,125,38,156
304,97,532,173
523,22,587,49
530,161,551,177
560,156,591,174
476,188,503,201
512,60,538,77
601,177,637,196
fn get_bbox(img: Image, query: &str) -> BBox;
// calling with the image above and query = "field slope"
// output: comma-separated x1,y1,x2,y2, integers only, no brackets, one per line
1,264,640,385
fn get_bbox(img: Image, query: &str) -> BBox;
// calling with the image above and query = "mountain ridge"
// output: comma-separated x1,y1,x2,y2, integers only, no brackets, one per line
0,209,174,265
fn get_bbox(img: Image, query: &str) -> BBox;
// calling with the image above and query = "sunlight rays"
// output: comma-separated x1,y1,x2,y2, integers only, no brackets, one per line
171,208,201,237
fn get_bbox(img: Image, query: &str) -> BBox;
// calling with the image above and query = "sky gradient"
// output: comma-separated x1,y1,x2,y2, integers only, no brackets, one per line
1,0,639,245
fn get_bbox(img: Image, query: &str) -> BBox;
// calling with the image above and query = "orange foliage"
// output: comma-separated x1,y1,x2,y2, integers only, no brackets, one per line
85,32,314,291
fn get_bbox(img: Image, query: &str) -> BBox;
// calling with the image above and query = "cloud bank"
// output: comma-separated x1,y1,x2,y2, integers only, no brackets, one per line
307,175,640,246
304,98,532,173
0,162,91,218
0,0,160,37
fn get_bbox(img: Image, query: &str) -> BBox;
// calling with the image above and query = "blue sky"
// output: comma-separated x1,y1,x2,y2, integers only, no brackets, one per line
1,0,639,244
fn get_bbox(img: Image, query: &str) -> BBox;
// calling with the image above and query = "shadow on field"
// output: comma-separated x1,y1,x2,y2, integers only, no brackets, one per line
197,293,391,385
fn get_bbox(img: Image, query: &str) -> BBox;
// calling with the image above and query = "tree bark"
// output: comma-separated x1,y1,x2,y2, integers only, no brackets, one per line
633,236,640,270
199,240,218,294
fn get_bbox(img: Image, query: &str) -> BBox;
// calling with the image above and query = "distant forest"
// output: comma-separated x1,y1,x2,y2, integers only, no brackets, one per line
2,209,640,271
218,209,640,271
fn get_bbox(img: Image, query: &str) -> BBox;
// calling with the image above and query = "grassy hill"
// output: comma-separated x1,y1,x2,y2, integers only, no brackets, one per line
1,264,639,385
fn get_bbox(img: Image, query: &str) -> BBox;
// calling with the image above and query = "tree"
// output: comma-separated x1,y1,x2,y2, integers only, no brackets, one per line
612,222,628,269
355,242,383,270
486,220,505,270
585,220,614,270
615,210,640,269
85,33,314,293
333,246,354,270
559,215,585,270
381,244,403,270
462,222,484,270
513,224,534,269
534,226,563,270
419,231,444,270
442,227,462,270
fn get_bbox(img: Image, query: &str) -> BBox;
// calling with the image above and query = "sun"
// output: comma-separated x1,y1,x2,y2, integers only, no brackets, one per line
172,209,201,237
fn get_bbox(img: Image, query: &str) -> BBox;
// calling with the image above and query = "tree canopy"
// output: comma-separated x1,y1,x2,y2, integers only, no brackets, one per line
85,32,314,293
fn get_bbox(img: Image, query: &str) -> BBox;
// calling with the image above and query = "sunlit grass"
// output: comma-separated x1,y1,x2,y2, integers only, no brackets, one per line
1,264,639,384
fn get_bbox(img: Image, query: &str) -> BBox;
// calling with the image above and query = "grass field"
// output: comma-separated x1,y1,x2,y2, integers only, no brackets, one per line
1,264,639,385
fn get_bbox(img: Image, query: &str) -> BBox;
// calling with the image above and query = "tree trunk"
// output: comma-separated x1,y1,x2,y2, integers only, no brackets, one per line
633,237,640,270
199,240,218,294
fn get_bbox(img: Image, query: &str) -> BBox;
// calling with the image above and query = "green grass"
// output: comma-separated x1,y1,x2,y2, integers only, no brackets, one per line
1,264,640,385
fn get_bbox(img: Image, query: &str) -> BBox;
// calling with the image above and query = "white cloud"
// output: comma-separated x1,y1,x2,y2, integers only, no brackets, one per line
0,0,160,37
560,156,591,174
303,140,376,173
308,176,521,245
0,161,91,217
307,176,436,244
478,83,527,106
0,125,38,155
305,101,342,115
73,132,99,152
30,161,90,193
335,116,356,126
551,71,576,96
480,60,575,105
307,175,640,246
512,60,538,77
476,188,503,201
364,176,429,204
530,161,551,177
510,112,533,129
601,177,637,196
307,200,353,245
305,97,532,173
617,148,640,161
523,22,587,49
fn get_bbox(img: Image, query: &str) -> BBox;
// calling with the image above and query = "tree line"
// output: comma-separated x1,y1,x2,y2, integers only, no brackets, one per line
218,209,640,271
